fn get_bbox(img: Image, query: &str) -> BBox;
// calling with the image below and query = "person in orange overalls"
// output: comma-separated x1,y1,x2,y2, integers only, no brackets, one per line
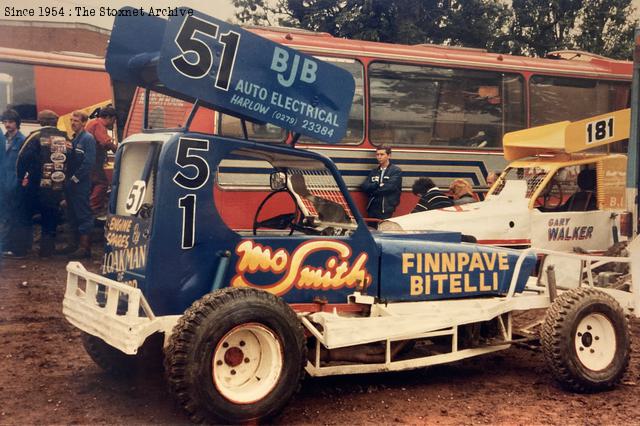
86,106,117,217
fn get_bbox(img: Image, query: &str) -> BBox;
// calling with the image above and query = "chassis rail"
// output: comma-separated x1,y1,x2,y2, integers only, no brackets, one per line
62,238,639,362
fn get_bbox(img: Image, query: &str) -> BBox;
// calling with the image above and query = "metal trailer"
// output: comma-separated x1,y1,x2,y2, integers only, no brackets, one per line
62,10,640,424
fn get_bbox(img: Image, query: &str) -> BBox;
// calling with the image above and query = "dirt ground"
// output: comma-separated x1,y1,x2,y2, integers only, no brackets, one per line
1,245,640,425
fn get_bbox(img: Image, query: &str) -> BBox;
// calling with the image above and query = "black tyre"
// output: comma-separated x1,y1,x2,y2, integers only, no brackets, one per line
541,287,630,392
164,287,307,424
81,332,164,376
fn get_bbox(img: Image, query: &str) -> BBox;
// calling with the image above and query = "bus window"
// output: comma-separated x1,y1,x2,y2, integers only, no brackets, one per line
0,73,12,112
0,62,36,120
218,115,286,142
126,91,192,134
530,76,630,126
300,58,364,145
369,62,525,149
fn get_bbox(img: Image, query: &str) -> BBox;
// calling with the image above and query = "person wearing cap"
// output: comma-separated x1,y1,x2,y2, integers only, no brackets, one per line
58,110,96,259
16,110,70,257
86,106,117,217
1,109,27,258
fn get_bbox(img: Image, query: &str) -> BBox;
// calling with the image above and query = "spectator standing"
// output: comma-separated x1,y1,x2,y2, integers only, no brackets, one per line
17,110,71,257
1,109,28,258
86,106,117,217
411,177,453,213
361,146,402,221
449,178,476,205
59,111,96,259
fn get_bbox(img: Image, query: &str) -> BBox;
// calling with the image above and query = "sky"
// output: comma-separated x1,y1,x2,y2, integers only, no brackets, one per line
2,0,640,31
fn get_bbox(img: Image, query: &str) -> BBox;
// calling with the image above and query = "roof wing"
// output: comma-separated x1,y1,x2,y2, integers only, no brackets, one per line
105,7,355,143
503,108,630,161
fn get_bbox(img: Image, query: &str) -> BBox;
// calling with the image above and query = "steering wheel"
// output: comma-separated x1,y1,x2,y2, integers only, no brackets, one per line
541,177,563,210
253,189,301,236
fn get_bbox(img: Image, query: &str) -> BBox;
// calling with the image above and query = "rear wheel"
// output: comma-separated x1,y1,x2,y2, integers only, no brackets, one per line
165,287,307,424
541,287,630,392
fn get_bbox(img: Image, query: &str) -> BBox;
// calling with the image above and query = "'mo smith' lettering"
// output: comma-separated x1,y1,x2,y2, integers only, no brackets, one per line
401,252,510,296
232,240,370,296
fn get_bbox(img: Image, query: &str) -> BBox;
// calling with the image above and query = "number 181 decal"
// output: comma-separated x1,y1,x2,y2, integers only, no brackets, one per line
586,116,614,144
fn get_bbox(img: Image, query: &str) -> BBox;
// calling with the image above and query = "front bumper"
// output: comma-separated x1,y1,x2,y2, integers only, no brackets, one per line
62,262,179,354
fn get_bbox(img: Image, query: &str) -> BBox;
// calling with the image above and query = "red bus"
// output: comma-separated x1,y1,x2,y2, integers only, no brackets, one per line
119,26,632,228
0,47,112,134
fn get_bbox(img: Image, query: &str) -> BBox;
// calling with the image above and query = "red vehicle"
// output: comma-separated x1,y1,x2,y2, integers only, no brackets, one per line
117,28,632,230
0,47,112,134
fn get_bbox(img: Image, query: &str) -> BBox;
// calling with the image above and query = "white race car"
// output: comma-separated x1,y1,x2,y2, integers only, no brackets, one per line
381,109,631,252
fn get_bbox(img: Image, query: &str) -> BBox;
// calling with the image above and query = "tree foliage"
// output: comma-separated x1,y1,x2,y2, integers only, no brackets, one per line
231,0,638,59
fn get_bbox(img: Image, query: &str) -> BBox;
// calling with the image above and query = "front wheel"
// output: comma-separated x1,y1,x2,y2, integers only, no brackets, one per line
541,287,630,392
164,287,307,424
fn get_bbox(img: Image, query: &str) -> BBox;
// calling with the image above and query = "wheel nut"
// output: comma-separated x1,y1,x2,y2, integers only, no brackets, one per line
244,357,250,363
222,342,229,348
587,325,592,330
239,340,245,347
594,336,599,340
231,369,236,375
590,349,595,354
216,360,223,366
579,347,584,351
577,332,582,337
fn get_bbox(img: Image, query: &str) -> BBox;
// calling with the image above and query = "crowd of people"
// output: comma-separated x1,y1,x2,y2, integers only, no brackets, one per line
2,115,495,257
0,106,117,259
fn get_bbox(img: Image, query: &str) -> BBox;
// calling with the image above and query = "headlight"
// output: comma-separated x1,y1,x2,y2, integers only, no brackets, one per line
378,220,404,232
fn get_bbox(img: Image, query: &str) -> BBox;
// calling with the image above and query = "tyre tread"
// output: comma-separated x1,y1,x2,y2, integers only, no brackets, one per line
541,287,630,393
164,287,307,424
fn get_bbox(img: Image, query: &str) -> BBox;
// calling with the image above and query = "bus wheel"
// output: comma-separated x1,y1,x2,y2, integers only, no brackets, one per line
165,288,307,424
541,287,630,392
81,332,163,376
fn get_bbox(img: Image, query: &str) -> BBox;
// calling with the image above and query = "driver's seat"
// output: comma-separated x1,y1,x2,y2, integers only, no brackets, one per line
562,169,597,212
289,173,350,223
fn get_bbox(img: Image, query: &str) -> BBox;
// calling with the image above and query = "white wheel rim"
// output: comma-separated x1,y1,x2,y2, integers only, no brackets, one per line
574,313,616,371
212,323,283,404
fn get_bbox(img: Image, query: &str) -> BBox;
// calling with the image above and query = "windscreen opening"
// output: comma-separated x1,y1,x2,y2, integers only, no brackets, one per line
115,142,158,217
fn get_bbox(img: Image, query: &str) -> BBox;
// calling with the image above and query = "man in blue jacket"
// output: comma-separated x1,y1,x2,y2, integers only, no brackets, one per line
1,109,27,258
59,110,96,259
361,146,402,222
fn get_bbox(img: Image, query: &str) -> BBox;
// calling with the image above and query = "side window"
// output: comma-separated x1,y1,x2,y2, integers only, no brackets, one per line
369,62,438,146
115,143,157,216
369,62,524,149
126,90,192,136
0,62,36,121
530,76,630,127
215,148,356,235
300,58,364,145
218,116,286,142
